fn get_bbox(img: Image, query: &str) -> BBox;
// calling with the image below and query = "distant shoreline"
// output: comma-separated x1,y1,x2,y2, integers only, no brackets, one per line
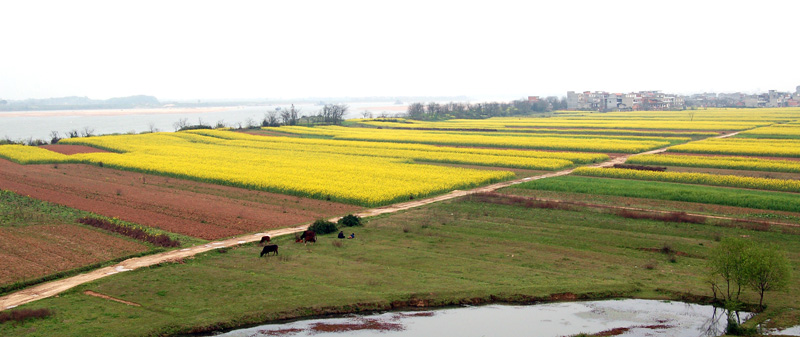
0,106,236,118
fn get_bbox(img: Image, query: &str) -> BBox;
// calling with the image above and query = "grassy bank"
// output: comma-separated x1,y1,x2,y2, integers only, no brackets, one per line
2,195,799,336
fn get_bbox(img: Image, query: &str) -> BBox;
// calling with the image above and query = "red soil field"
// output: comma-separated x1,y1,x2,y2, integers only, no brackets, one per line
0,159,361,240
0,224,148,285
40,144,110,155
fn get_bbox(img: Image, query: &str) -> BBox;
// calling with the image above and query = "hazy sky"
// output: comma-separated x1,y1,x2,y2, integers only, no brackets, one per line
1,0,798,101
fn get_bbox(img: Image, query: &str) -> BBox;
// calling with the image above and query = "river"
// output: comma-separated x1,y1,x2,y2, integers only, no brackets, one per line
0,101,408,141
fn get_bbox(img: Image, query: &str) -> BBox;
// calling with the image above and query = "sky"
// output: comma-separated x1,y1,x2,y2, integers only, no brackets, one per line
1,0,798,101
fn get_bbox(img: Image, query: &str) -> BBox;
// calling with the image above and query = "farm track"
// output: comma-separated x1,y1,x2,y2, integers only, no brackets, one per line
0,131,742,311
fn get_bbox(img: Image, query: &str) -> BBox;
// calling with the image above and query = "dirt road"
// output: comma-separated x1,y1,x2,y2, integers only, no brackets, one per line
0,132,740,310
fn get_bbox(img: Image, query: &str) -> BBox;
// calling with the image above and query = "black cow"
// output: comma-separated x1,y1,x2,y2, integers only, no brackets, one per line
260,244,278,257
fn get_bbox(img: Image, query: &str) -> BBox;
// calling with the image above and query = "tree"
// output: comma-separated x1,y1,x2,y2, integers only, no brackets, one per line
80,126,95,137
708,237,792,312
263,110,280,127
708,238,754,303
318,104,348,124
747,246,791,310
49,131,61,144
280,104,300,125
173,118,189,131
406,103,426,120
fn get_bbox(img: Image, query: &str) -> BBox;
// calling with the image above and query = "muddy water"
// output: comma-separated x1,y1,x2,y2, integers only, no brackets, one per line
218,299,750,337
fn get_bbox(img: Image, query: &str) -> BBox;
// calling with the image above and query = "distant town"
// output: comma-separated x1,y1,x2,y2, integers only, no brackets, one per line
556,85,800,112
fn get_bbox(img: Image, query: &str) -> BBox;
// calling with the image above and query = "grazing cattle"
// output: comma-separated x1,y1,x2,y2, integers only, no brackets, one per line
296,230,316,243
259,236,271,245
260,244,278,256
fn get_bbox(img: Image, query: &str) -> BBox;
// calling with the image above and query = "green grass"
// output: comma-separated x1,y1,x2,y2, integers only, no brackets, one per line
2,197,798,336
514,176,800,213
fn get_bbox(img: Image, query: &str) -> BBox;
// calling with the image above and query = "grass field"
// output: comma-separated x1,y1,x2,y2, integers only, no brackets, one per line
2,195,798,336
514,175,800,213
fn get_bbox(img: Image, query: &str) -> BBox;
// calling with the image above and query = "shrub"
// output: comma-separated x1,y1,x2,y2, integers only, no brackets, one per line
77,217,180,247
337,214,362,227
0,308,53,324
308,219,337,235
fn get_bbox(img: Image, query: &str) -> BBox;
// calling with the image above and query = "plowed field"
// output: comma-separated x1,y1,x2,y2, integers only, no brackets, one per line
0,224,148,285
0,159,361,240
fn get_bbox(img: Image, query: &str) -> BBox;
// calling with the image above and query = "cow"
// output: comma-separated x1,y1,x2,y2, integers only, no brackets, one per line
260,244,278,257
295,230,316,243
259,236,271,245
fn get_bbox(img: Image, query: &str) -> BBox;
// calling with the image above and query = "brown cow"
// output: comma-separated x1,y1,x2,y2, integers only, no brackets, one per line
259,236,271,245
295,230,316,243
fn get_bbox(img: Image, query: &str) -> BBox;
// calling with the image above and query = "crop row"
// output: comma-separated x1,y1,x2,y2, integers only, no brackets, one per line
572,167,800,193
667,138,800,157
276,126,677,153
355,120,718,137
515,175,800,213
738,124,800,139
49,132,514,206
627,154,800,173
184,129,607,166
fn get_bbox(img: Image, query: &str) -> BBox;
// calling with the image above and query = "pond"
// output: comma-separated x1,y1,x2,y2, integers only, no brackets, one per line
216,299,754,337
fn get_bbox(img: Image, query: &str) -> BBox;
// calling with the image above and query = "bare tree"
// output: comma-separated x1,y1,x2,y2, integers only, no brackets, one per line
244,117,256,129
80,126,95,137
173,118,189,131
263,110,280,127
215,120,227,128
318,104,348,124
49,131,61,144
67,129,79,138
147,121,159,133
280,104,301,125
361,110,373,119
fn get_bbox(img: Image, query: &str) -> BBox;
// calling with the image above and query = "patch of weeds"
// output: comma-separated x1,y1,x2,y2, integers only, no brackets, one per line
0,308,54,324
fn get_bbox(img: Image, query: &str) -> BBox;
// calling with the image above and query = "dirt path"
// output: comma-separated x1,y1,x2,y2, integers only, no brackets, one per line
0,132,741,311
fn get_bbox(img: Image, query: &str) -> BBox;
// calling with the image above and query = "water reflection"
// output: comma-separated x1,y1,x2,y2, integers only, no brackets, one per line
217,299,752,337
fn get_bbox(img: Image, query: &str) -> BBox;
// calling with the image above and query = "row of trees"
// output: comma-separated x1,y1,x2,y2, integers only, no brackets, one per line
405,97,567,121
262,104,348,127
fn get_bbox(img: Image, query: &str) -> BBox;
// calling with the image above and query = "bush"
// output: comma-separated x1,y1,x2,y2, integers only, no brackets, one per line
308,219,337,235
337,214,362,227
77,217,180,247
0,308,53,324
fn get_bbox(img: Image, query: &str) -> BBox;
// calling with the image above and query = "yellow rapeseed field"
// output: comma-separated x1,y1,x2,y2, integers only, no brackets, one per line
46,132,513,206
276,126,677,153
0,145,74,164
668,138,800,157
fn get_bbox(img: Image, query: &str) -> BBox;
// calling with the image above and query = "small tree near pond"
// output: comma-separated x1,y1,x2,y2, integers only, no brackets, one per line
708,237,791,311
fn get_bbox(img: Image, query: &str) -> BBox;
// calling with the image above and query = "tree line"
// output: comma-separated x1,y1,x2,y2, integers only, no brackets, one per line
261,104,348,127
404,97,567,120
